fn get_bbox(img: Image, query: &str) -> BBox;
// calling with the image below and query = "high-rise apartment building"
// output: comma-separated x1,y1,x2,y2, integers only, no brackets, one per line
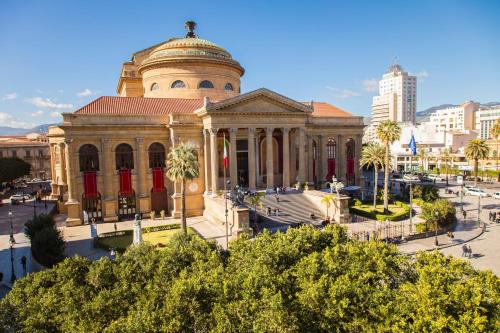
475,106,500,140
429,101,479,133
364,64,417,142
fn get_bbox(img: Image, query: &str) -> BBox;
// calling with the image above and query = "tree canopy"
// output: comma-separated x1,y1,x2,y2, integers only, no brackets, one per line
1,226,498,332
0,157,31,183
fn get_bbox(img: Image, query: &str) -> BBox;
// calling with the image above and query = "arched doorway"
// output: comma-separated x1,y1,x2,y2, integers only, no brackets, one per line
345,138,355,185
79,144,102,221
115,143,136,219
149,142,168,214
326,138,336,181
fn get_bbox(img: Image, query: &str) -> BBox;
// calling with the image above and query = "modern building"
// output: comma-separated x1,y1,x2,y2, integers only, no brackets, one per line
475,106,500,141
429,101,479,133
364,64,417,142
0,133,51,180
47,22,364,225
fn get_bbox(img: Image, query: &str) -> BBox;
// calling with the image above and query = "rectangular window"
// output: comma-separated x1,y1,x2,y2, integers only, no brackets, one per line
12,150,17,158
26,150,31,157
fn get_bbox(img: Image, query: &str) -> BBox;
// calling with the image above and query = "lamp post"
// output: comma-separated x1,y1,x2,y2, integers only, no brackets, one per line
8,210,16,283
477,194,481,228
225,179,230,249
434,210,439,246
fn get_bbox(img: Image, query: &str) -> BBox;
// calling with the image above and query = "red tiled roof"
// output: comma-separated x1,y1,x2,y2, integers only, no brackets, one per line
74,96,204,115
303,102,353,117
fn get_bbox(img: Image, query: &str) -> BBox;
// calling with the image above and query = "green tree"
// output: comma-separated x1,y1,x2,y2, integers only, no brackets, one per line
166,143,199,234
412,184,439,202
248,191,264,222
0,157,31,183
417,148,428,172
491,118,500,174
421,198,456,230
465,139,490,187
439,148,452,186
24,214,65,268
360,143,385,209
376,120,401,213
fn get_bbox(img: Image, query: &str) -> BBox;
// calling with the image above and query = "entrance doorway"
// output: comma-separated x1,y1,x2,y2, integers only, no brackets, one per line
118,192,136,220
82,193,102,221
237,139,249,187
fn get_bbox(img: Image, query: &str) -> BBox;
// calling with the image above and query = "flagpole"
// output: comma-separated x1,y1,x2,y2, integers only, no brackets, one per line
408,155,412,239
223,133,229,249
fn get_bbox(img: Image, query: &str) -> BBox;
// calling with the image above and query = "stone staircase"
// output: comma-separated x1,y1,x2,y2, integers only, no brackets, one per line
248,191,325,233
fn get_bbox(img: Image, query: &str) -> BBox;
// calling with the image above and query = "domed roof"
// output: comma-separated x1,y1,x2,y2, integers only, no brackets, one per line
139,22,244,75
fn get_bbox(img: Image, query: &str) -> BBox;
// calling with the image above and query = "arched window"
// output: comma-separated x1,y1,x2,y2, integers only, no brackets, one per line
224,83,234,91
198,80,214,89
148,142,166,168
346,138,355,159
171,80,186,88
115,143,134,170
327,138,336,159
150,83,159,91
79,144,99,172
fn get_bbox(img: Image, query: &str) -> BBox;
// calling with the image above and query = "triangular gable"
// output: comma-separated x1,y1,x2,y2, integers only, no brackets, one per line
202,88,313,114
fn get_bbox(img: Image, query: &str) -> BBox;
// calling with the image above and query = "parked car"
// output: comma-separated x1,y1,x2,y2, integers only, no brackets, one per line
10,193,31,204
464,188,489,197
403,174,419,181
492,192,500,199
428,174,443,181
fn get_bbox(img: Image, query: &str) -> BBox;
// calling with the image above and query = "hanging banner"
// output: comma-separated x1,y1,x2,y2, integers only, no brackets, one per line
152,167,165,192
347,158,355,177
327,159,336,179
83,171,98,198
119,169,133,196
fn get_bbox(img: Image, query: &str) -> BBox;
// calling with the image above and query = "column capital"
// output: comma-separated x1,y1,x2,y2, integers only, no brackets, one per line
64,138,73,145
283,127,291,134
135,137,144,144
266,127,274,135
209,128,219,135
248,127,256,135
100,137,109,144
229,128,238,133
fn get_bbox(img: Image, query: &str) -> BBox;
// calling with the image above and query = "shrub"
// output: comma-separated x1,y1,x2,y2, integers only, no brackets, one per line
412,184,439,202
421,199,456,228
350,201,410,221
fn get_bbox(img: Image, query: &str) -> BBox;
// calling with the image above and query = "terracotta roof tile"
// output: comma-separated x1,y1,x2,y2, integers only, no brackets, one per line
303,102,353,117
74,96,204,115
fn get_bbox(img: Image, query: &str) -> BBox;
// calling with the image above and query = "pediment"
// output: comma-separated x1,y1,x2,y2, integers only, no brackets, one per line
196,88,313,116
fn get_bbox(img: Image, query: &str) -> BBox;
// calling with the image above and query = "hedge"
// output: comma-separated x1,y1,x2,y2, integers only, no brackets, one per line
350,201,410,222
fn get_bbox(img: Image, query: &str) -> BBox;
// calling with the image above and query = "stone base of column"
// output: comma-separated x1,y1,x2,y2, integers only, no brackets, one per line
65,201,82,226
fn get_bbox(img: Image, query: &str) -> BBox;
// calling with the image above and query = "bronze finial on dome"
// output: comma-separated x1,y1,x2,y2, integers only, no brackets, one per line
185,21,197,38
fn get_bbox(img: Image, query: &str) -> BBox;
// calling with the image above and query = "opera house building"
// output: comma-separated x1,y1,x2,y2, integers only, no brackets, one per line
48,22,364,225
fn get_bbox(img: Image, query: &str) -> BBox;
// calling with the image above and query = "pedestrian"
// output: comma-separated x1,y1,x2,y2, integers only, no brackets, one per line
462,244,467,257
110,247,116,259
21,255,27,275
275,195,280,203
450,232,454,242
463,210,467,220
276,187,280,196
467,245,473,258
114,222,117,232
494,211,497,221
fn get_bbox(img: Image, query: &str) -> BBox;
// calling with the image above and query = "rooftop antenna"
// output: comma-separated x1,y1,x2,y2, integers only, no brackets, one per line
185,21,197,38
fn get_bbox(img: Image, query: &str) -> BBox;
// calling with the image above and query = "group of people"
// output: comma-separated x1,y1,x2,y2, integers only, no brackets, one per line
488,211,500,223
462,244,473,258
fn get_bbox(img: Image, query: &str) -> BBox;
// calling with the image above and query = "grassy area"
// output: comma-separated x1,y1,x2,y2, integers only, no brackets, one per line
350,202,410,221
96,227,193,252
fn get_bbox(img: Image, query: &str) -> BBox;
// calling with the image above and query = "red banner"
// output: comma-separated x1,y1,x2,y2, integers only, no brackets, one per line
152,167,165,192
83,171,98,198
327,159,336,179
119,169,132,196
347,158,355,177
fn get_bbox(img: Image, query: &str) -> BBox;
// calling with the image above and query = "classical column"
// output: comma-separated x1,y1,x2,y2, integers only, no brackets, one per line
229,128,238,186
203,129,211,194
133,137,145,197
58,142,67,185
210,128,219,196
248,128,256,190
298,128,306,183
337,134,344,181
320,135,327,183
307,135,314,183
266,128,274,189
64,139,77,203
355,134,363,186
282,128,290,188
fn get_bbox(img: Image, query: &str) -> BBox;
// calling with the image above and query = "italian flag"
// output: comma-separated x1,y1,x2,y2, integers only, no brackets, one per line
223,135,229,169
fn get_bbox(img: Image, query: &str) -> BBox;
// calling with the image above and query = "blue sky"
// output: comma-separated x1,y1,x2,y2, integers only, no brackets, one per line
0,0,499,128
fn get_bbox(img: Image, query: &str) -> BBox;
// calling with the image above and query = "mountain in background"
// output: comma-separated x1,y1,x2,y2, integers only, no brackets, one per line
0,123,58,136
416,101,500,122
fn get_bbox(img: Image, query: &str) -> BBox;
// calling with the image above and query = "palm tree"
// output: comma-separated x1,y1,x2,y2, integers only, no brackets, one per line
464,139,490,187
439,148,452,186
166,143,199,234
490,119,500,173
320,194,334,221
360,143,385,209
376,120,401,214
417,149,428,172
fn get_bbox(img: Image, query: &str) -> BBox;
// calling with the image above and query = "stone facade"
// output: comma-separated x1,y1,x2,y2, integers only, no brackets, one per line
48,23,364,225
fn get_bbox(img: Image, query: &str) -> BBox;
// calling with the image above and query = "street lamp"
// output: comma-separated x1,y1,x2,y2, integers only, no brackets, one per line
477,194,481,228
434,210,439,246
8,210,16,284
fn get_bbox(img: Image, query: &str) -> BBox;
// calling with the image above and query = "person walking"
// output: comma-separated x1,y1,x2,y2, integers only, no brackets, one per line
20,255,27,276
463,210,467,220
467,244,473,258
462,244,467,257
